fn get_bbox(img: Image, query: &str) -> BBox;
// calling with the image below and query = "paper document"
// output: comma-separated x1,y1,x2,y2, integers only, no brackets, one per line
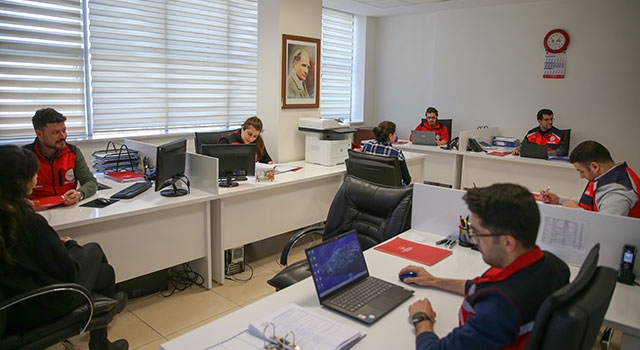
248,303,365,350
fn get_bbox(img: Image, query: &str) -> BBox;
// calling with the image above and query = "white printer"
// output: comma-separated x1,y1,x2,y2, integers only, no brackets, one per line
298,118,355,166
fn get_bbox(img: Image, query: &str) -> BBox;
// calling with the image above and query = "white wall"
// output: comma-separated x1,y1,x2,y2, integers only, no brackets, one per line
368,0,640,171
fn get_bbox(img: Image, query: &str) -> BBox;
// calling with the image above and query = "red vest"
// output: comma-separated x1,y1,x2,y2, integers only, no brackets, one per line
578,162,640,218
525,127,562,151
412,122,449,143
458,247,568,350
24,141,78,199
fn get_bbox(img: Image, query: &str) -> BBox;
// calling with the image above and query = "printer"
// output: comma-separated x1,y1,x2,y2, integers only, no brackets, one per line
298,118,355,166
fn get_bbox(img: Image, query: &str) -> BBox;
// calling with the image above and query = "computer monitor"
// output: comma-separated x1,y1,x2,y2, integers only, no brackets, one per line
155,138,188,197
201,143,256,187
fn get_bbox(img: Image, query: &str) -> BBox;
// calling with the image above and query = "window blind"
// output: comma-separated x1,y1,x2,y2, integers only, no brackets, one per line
321,8,354,122
0,0,86,141
88,0,258,136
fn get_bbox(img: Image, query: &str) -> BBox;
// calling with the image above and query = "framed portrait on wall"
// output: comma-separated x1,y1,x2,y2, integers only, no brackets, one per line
282,34,320,109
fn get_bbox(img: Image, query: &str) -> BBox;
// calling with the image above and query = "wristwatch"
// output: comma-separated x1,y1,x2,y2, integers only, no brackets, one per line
79,191,85,201
411,311,433,325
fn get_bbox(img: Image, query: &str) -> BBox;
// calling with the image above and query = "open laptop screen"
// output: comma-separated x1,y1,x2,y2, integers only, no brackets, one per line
306,232,368,299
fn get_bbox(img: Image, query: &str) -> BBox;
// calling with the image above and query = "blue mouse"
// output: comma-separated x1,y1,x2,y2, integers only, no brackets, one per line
399,271,417,282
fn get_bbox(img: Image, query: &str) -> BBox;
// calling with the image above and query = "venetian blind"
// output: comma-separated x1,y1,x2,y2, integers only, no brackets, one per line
0,0,86,141
87,0,258,135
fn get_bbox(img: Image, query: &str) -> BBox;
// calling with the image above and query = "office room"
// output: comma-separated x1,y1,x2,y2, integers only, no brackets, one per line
1,0,638,349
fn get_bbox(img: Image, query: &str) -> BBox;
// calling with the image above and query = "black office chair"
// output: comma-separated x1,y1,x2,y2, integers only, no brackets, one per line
0,283,122,350
346,149,403,187
526,243,618,350
194,131,231,154
438,118,453,142
267,175,413,291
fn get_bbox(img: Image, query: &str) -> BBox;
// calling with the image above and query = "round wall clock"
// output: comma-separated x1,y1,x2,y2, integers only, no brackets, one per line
544,29,570,54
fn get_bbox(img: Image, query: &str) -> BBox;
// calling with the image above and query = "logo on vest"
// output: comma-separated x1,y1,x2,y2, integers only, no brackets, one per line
65,169,75,182
549,135,556,141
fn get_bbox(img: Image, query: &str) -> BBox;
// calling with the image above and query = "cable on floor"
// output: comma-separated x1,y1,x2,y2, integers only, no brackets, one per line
161,263,204,297
224,262,255,282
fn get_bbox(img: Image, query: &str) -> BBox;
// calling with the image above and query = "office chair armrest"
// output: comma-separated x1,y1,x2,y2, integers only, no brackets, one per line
0,283,94,335
279,225,325,266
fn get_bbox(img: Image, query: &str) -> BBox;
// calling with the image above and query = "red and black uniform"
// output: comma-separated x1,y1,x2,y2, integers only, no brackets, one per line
578,162,640,218
411,121,449,143
219,129,273,164
417,247,569,349
523,126,568,156
24,140,79,198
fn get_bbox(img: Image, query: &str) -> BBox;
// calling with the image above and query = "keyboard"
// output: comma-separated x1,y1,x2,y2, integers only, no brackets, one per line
328,278,393,312
110,181,152,199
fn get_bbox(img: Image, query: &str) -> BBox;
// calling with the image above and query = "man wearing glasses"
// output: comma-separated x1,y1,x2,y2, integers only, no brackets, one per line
399,183,569,349
513,108,569,156
411,106,449,146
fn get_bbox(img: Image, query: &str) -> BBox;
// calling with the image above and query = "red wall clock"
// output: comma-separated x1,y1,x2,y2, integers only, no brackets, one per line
544,29,570,54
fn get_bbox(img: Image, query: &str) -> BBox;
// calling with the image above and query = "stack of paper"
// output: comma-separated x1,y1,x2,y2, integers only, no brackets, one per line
248,304,365,350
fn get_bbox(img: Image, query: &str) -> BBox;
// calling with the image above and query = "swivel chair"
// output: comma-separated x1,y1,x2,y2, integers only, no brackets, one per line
267,175,413,291
0,283,122,350
526,243,618,350
194,131,231,154
421,118,452,142
346,149,403,187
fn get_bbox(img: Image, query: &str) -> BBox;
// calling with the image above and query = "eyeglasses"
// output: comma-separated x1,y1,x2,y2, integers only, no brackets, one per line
541,117,554,122
425,116,437,120
468,225,508,242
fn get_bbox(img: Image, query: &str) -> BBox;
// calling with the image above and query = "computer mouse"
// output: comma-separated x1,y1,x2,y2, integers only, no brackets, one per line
96,197,111,205
399,271,417,282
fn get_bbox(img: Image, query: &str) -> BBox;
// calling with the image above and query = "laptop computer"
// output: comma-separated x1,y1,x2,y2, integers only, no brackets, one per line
411,130,437,145
305,232,414,324
520,142,548,159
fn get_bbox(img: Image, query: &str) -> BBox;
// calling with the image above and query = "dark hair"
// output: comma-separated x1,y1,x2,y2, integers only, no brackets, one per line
536,108,553,120
0,145,40,265
242,116,266,161
569,140,613,167
32,107,67,130
425,107,438,116
463,183,539,249
372,121,396,142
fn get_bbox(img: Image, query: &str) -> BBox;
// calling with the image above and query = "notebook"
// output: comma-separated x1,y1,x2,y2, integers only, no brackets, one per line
520,142,548,159
411,130,437,145
305,232,414,324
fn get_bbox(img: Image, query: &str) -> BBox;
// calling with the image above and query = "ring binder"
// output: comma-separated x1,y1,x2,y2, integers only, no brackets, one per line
262,322,300,350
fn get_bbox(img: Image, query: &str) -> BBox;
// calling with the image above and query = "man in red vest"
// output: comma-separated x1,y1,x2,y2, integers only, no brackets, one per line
23,108,97,206
399,184,569,349
411,106,449,146
542,140,640,218
513,109,569,156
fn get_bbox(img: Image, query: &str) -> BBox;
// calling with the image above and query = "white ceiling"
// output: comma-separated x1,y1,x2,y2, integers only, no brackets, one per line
323,0,557,17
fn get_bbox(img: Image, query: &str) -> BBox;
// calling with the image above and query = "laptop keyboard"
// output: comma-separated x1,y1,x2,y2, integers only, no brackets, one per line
328,278,393,312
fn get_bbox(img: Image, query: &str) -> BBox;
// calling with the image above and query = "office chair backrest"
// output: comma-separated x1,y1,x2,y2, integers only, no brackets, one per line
346,149,402,187
438,118,453,141
324,174,413,249
526,243,618,350
194,131,231,154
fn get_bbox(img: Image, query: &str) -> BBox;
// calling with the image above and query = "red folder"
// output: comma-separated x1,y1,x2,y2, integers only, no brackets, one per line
105,170,144,182
374,237,452,266
31,196,65,211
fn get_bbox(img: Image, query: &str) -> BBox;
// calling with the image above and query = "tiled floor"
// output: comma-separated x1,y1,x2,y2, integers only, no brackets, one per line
51,232,622,350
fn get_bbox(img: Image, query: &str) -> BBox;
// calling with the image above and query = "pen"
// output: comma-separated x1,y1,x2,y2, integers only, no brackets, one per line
448,241,457,249
436,238,449,245
542,185,551,199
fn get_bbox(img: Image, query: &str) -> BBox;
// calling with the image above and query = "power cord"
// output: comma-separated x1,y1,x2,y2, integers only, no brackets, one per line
161,263,204,297
225,262,255,282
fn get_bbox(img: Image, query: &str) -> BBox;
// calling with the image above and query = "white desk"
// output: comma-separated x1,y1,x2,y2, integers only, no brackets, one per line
162,230,488,350
209,154,427,284
460,151,585,197
46,177,216,288
397,142,462,188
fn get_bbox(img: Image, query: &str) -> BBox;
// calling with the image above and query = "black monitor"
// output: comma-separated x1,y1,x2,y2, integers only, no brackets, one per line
155,138,188,197
201,143,256,187
346,149,402,186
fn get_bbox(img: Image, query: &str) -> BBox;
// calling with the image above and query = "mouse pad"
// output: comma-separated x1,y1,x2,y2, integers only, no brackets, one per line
80,198,119,208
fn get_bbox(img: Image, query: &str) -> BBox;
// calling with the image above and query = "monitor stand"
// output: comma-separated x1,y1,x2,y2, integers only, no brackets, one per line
219,173,238,188
161,182,188,197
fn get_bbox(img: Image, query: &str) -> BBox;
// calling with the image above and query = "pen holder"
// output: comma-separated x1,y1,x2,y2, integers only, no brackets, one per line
458,226,473,248
256,167,276,182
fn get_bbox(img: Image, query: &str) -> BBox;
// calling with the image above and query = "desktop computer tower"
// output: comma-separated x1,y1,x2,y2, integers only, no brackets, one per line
225,246,245,275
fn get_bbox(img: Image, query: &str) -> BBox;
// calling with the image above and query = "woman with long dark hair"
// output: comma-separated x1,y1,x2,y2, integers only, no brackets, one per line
218,116,274,164
0,145,128,350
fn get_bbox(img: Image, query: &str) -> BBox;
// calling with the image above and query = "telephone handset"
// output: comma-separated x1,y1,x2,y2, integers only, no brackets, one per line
618,244,637,285
441,137,459,150
467,138,484,152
